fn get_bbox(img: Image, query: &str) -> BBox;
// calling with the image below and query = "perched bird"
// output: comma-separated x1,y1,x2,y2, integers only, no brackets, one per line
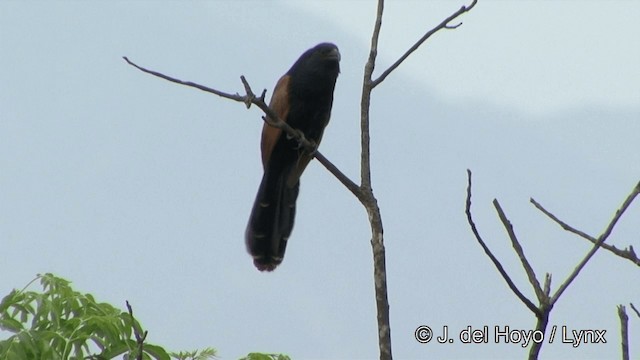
245,43,341,271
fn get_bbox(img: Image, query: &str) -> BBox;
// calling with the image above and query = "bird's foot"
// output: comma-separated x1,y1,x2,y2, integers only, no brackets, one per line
287,129,310,150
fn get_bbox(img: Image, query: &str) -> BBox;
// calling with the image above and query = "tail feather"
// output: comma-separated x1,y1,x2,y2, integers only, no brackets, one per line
245,168,299,271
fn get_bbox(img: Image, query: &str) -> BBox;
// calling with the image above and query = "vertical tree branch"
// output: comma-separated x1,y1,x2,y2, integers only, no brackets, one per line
361,0,383,191
361,1,392,359
360,2,476,358
528,308,550,360
618,305,629,360
368,200,390,360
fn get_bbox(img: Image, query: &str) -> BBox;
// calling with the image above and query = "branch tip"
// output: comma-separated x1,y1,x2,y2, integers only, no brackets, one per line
371,0,478,86
630,303,640,318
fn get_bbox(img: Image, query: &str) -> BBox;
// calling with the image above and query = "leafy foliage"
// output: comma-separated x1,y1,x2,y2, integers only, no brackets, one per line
240,354,291,360
0,274,217,360
170,348,218,360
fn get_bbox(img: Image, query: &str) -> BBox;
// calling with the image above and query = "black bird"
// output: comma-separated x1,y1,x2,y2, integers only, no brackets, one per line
245,43,340,271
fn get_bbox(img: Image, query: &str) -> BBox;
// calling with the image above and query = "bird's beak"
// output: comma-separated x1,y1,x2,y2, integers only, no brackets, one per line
327,48,341,62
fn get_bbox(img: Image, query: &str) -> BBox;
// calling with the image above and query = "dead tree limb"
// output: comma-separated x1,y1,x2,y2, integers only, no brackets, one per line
531,194,640,267
465,171,639,359
618,305,630,360
362,2,476,358
465,170,541,317
494,200,546,303
546,181,640,304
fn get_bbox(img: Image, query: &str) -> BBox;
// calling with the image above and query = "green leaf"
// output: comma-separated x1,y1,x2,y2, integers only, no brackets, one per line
0,317,24,332
0,290,20,312
240,353,290,360
144,343,171,360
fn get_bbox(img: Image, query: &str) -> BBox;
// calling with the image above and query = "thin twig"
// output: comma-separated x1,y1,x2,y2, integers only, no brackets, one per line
493,200,545,303
631,303,640,319
123,56,244,101
550,181,640,305
122,56,362,199
465,170,541,317
316,152,364,201
371,0,477,88
531,197,640,267
530,198,595,241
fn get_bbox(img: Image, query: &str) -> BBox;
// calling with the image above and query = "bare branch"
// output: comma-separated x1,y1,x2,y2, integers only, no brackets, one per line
530,198,595,241
362,1,479,356
123,56,244,101
631,303,640,319
599,181,640,239
361,1,392,359
371,0,477,88
316,151,364,201
493,200,545,303
122,56,362,200
531,198,640,267
360,0,384,191
550,181,640,305
618,305,629,360
465,170,541,317
528,310,550,360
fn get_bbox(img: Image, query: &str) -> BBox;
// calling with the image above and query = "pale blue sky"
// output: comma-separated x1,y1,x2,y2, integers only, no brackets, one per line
1,1,639,359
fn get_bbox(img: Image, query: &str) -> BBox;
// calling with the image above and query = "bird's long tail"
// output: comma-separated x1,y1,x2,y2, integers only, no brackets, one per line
245,166,299,271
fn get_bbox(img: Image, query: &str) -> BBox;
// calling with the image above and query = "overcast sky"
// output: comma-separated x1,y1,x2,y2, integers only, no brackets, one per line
1,1,639,359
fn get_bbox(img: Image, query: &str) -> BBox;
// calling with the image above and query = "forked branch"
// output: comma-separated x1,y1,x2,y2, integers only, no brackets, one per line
466,171,639,359
361,2,477,359
371,0,477,88
543,181,640,304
